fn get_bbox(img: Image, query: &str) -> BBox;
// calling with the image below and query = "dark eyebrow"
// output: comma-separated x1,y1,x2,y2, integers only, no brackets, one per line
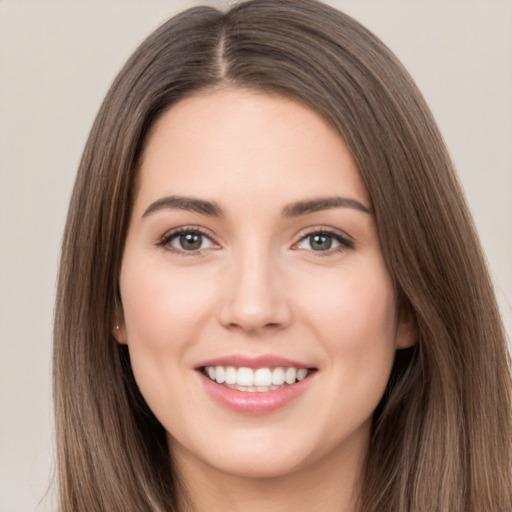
142,195,224,218
282,196,373,217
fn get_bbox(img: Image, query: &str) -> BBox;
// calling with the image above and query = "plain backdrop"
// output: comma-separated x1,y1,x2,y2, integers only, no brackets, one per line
1,1,511,510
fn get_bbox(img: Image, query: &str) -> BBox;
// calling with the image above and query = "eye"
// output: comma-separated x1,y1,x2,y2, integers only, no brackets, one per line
159,228,217,253
294,230,353,253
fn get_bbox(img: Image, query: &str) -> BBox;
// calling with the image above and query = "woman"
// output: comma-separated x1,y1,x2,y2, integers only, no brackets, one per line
53,0,512,510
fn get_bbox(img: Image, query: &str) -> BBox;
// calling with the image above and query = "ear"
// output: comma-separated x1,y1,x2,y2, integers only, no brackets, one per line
112,316,127,345
395,307,417,350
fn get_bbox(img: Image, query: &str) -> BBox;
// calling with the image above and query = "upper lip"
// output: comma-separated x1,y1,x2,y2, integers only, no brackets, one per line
195,355,315,370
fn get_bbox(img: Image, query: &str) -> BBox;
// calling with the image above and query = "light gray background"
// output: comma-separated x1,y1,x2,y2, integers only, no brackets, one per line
1,1,511,510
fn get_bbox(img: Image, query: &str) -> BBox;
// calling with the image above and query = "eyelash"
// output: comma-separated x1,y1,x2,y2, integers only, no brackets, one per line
157,226,354,255
293,227,354,255
157,226,218,255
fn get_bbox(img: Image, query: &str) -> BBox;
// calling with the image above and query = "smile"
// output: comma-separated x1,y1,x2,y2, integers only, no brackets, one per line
197,359,317,414
202,366,312,392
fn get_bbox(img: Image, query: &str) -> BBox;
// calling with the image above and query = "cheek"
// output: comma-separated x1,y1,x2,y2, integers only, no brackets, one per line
119,255,219,420
120,259,215,343
299,259,398,375
310,262,398,434
328,279,395,345
118,255,220,401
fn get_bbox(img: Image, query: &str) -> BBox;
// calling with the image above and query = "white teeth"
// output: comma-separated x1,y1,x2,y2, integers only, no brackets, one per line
227,384,281,392
271,367,285,385
225,366,237,385
205,365,311,389
254,368,272,387
215,366,225,384
237,367,254,386
285,368,297,385
297,368,308,381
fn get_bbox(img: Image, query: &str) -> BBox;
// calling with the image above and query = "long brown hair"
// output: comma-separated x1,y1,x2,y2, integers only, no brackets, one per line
54,1,512,510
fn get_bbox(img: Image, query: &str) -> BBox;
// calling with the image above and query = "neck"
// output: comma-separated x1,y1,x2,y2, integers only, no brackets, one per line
171,434,367,512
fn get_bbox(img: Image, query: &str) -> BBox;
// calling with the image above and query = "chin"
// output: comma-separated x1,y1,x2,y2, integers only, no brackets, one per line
231,449,308,478
169,427,320,480
208,452,308,480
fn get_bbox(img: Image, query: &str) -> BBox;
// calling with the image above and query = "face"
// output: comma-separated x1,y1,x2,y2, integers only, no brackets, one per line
118,89,413,481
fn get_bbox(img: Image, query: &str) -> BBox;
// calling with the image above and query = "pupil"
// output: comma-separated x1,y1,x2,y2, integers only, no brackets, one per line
180,233,202,250
310,234,331,251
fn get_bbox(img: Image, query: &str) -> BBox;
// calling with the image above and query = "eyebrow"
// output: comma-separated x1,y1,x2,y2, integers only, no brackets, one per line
142,194,372,219
142,195,224,218
282,196,372,217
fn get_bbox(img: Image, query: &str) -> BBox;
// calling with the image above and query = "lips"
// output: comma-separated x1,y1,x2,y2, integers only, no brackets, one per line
196,355,317,414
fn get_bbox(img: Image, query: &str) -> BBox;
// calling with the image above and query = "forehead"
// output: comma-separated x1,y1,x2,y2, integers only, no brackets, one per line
134,88,370,215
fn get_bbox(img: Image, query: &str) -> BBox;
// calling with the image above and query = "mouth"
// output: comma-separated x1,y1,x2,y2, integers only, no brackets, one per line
200,365,317,393
196,356,318,413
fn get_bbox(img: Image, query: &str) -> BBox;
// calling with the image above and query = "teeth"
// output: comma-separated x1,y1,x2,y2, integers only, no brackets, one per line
226,384,281,392
205,365,311,389
285,368,296,384
225,366,237,385
297,368,308,381
254,368,272,387
215,366,225,384
237,367,254,386
271,367,285,385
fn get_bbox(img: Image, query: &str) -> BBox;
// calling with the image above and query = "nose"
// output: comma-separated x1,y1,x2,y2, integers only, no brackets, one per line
218,247,292,335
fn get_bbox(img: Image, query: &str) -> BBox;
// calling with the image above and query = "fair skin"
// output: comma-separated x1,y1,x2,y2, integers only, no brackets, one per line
116,88,414,512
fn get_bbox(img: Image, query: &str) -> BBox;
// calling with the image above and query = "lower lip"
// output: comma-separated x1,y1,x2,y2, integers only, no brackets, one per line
198,371,315,414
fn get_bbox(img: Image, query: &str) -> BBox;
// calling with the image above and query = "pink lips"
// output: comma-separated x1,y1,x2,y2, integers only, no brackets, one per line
196,354,311,369
196,355,316,415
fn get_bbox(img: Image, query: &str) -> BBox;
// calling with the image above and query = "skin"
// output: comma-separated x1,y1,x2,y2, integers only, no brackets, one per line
116,88,414,511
